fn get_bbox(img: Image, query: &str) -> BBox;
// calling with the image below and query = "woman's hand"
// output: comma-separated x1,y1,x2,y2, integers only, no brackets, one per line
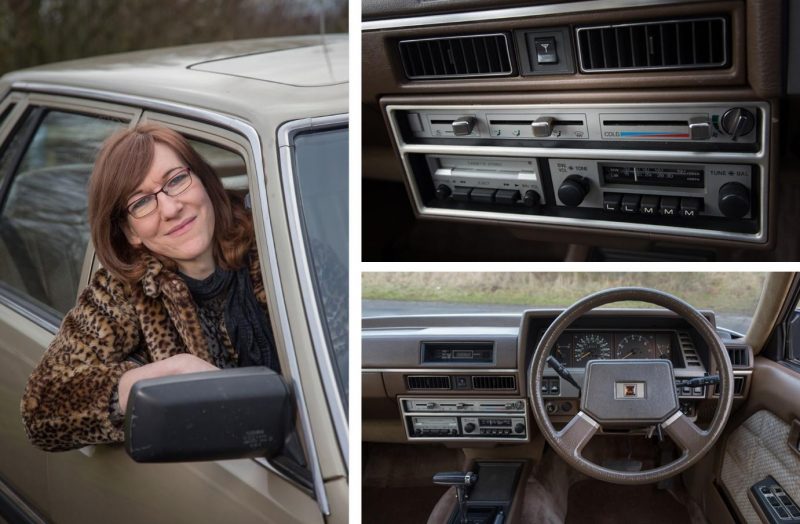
117,354,218,414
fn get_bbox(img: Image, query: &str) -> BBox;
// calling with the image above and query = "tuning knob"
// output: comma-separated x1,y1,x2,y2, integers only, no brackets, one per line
523,190,541,208
718,182,751,218
557,176,589,207
720,108,755,140
464,423,476,433
514,423,525,433
435,184,452,200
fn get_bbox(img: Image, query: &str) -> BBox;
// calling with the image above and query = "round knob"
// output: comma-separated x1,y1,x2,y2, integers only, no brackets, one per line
464,423,476,433
720,108,755,139
557,176,589,207
546,403,557,414
523,190,541,207
435,184,452,200
513,400,524,410
514,423,525,433
718,182,750,218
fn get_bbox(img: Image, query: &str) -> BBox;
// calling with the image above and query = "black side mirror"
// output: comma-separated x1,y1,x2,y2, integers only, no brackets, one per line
124,367,292,463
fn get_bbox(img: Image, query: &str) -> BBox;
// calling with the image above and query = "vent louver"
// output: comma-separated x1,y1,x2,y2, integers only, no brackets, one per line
399,34,513,80
576,17,727,73
472,375,516,390
678,332,702,367
407,375,451,390
727,346,749,367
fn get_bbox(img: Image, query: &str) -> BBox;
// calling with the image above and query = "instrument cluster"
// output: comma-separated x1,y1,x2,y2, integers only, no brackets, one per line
549,330,676,368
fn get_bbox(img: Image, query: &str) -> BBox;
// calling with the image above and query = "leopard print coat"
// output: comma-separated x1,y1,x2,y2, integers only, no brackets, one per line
20,246,268,452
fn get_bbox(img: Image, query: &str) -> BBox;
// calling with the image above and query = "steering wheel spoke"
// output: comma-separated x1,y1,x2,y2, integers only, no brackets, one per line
556,411,600,456
661,410,707,457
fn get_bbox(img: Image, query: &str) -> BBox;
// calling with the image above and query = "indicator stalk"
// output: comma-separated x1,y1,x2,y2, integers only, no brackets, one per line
546,356,581,394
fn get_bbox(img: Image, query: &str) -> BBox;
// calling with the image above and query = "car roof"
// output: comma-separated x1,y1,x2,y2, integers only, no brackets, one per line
0,35,348,134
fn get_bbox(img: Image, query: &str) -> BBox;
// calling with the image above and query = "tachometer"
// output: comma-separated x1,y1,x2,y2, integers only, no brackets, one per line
572,333,612,366
616,334,655,359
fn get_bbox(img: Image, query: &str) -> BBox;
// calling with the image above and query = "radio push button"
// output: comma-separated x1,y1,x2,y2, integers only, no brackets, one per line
452,186,472,202
495,189,521,205
620,194,640,213
659,197,679,216
679,197,702,217
470,187,497,203
603,192,622,212
640,195,660,215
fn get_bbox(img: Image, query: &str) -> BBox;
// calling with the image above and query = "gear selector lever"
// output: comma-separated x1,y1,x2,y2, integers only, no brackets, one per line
433,471,478,524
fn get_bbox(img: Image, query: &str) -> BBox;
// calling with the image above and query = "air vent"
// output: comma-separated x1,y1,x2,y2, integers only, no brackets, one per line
407,375,451,390
399,34,513,80
727,345,749,367
678,332,702,367
716,376,746,395
576,17,727,73
472,375,516,390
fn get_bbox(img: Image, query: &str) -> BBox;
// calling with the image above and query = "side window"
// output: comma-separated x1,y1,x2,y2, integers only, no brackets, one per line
0,109,126,320
290,125,349,405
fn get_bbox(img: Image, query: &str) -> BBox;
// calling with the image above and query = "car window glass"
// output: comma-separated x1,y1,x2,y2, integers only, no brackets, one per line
0,110,126,319
291,126,349,408
188,138,248,192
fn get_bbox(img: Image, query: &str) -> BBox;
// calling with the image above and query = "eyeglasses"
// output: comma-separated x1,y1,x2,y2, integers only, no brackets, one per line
127,169,193,218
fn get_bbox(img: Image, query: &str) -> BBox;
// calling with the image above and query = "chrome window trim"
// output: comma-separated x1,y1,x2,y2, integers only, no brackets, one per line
0,289,59,334
386,102,770,244
362,0,711,31
9,82,330,517
277,115,349,470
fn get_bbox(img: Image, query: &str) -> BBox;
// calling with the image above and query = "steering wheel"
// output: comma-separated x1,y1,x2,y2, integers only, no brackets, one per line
527,287,734,485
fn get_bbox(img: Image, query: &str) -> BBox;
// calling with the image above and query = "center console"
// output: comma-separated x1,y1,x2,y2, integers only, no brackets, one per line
386,102,770,245
401,397,529,441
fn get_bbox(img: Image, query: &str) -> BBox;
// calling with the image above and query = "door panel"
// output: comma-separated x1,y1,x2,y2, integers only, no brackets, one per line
720,358,800,522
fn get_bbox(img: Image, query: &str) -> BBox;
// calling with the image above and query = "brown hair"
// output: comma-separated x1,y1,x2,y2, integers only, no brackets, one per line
88,123,254,285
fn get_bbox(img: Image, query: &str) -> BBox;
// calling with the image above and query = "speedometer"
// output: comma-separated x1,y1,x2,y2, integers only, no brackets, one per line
572,333,612,366
616,334,655,359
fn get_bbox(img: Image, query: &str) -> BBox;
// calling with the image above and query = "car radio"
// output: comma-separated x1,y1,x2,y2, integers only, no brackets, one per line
399,397,529,441
387,102,769,244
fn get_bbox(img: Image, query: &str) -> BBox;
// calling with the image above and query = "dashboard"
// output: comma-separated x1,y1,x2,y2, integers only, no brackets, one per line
362,309,754,444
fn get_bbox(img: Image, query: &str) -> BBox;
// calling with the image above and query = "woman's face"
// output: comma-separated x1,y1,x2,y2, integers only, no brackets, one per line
123,142,216,278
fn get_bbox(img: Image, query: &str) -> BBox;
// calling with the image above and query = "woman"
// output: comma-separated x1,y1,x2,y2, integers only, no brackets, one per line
20,124,278,452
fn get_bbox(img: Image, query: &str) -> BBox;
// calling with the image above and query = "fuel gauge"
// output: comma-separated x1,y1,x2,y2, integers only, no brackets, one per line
550,333,573,366
656,333,673,360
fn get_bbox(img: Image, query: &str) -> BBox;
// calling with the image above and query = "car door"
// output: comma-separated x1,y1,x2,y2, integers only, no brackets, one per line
39,110,331,524
715,276,800,522
0,92,139,522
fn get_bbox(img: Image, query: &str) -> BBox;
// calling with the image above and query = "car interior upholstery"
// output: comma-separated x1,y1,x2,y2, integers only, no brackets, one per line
361,0,799,261
361,274,800,523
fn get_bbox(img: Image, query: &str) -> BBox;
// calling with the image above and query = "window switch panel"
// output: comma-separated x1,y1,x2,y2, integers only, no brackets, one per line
750,476,800,524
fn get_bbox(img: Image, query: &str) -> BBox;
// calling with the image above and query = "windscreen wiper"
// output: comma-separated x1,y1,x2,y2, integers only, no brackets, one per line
546,356,581,394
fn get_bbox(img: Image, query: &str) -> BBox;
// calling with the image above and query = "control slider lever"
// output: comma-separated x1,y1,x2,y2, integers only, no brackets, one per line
675,375,720,388
546,356,581,394
433,471,477,524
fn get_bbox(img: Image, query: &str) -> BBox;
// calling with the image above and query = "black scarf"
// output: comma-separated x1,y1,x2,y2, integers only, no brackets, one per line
181,264,278,371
